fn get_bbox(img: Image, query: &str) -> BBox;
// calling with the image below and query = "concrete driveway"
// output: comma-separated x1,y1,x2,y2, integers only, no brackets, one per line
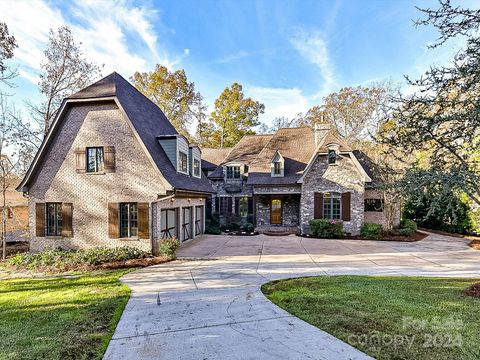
104,233,480,360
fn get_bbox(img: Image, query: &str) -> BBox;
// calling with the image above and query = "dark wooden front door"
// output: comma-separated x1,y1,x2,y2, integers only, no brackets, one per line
270,199,282,225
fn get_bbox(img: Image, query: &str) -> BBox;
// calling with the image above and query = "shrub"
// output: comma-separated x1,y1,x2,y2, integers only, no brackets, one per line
159,237,180,259
243,222,255,233
361,223,383,239
309,219,344,239
399,219,418,236
7,246,149,270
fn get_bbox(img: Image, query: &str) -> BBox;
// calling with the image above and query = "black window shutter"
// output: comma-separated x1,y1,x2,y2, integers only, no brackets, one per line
227,197,233,215
247,197,253,215
234,197,240,214
215,197,219,214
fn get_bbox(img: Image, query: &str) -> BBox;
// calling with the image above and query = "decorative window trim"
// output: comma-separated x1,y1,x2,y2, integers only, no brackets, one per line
193,158,201,178
178,151,188,174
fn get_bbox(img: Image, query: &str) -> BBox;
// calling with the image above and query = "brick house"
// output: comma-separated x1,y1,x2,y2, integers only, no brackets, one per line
203,125,399,235
17,72,214,254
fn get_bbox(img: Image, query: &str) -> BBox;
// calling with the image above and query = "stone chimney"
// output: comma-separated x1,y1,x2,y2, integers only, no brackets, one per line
314,116,331,146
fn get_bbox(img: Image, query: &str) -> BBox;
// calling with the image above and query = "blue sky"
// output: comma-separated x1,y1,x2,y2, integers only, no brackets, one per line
2,0,471,129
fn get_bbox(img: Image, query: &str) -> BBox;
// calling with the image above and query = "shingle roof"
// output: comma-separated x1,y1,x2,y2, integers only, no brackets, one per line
316,130,352,153
201,147,232,170
247,127,316,185
208,134,273,178
19,72,214,194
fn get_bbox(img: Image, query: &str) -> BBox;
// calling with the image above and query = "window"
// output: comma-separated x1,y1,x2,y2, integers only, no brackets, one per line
195,206,203,235
323,192,341,219
328,149,336,165
86,147,104,172
193,158,201,177
273,162,282,175
226,165,241,179
119,203,138,238
365,199,383,212
178,151,188,173
161,208,177,238
46,203,62,236
239,197,248,218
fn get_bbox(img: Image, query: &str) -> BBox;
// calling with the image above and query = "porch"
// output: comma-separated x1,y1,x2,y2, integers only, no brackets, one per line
254,193,301,233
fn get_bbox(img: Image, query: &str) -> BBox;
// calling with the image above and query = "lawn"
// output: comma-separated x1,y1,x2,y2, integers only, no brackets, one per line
0,270,131,360
262,276,480,360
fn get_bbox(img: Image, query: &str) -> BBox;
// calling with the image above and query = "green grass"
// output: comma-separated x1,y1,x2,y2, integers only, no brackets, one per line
262,276,480,360
0,270,132,360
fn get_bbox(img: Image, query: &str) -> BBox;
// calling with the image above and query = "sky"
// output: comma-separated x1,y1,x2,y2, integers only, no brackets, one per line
1,0,473,130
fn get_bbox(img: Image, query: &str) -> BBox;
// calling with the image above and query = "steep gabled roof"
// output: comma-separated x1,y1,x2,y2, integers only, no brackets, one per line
208,134,273,179
18,72,214,194
201,147,232,170
247,127,316,185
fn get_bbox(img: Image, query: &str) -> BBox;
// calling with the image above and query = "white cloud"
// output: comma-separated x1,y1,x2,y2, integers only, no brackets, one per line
246,86,309,126
2,0,179,86
289,29,337,98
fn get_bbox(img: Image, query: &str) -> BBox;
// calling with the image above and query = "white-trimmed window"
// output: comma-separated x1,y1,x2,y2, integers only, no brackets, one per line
193,158,201,177
323,192,341,219
178,151,188,173
226,165,241,179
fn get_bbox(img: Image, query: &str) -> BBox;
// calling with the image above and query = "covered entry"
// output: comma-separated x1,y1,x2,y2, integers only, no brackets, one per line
270,199,282,224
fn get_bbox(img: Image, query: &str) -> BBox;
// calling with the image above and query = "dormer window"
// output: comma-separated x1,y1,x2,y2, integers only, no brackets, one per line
193,158,201,177
226,166,241,179
178,151,188,173
328,149,336,165
273,162,281,175
271,151,284,177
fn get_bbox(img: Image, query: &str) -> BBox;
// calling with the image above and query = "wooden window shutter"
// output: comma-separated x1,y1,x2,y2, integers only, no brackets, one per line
35,203,45,237
108,203,119,238
234,197,240,215
62,203,73,237
138,202,150,239
215,197,219,214
227,197,233,215
314,193,323,219
104,146,116,173
341,192,351,221
75,147,86,173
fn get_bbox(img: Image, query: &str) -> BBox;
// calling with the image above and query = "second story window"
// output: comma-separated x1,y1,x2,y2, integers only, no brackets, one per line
226,165,241,179
328,149,337,165
87,147,104,172
193,158,200,177
273,161,282,175
178,151,188,173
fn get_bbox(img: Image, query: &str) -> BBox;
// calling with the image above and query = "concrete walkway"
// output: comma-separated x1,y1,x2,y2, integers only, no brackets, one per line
104,233,480,360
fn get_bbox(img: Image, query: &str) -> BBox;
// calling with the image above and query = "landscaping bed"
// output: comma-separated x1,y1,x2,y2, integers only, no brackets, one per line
262,276,480,360
0,270,131,360
345,230,428,242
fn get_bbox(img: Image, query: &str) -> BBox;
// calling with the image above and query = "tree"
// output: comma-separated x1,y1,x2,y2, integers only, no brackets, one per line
312,86,386,144
209,83,265,147
33,26,101,134
132,65,204,139
0,22,17,85
381,1,480,207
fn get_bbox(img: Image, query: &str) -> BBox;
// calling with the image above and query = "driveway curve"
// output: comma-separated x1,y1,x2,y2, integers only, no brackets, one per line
104,232,480,360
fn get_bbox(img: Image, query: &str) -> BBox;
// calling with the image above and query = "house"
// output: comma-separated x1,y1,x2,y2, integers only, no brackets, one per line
203,125,399,235
17,72,214,254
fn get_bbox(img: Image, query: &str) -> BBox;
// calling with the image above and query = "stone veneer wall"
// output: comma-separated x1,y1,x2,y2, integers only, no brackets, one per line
256,194,300,227
27,102,168,252
363,189,401,228
151,196,206,255
301,154,365,235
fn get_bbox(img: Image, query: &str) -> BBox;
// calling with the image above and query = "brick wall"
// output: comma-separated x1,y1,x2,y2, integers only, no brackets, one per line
27,102,168,252
363,189,401,228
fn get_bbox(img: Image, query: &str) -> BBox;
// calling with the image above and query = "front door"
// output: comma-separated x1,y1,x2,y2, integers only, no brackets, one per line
270,199,282,225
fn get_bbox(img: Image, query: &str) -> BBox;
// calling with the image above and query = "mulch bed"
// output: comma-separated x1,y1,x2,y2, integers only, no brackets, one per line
1,256,171,276
418,227,480,240
464,283,480,298
469,240,480,250
344,231,428,242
